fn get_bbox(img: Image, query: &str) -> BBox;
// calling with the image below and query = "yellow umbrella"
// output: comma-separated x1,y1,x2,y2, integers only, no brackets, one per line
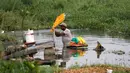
50,13,65,32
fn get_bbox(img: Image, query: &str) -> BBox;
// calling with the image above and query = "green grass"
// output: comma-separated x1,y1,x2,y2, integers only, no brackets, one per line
61,64,130,73
0,0,130,36
113,70,130,73
0,60,35,73
84,64,130,73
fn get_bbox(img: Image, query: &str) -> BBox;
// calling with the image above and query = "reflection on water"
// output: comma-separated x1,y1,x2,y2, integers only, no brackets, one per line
94,50,104,58
8,29,130,68
68,49,86,58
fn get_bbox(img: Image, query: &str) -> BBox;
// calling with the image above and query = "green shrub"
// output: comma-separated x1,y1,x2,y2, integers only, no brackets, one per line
0,60,61,73
0,0,130,36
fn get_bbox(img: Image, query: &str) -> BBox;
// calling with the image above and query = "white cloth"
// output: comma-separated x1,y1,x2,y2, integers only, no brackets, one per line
61,28,72,47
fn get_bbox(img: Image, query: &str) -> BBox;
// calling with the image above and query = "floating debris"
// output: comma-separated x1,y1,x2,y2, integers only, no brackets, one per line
112,50,125,55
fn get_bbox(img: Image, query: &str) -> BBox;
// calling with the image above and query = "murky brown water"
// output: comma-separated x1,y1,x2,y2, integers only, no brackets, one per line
6,29,130,68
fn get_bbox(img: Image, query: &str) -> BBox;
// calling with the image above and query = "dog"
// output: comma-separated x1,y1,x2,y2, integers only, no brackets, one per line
94,41,105,51
93,41,105,58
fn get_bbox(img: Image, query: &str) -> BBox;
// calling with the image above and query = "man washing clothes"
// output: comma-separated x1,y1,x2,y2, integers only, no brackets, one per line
55,22,72,60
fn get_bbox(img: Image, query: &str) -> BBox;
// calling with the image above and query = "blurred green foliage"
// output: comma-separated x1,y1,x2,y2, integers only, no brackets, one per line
0,34,16,41
0,34,18,51
0,60,61,73
0,60,35,73
0,0,130,36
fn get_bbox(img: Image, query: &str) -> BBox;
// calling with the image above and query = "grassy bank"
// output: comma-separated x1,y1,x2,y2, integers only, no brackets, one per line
62,64,130,73
0,60,130,73
0,0,130,36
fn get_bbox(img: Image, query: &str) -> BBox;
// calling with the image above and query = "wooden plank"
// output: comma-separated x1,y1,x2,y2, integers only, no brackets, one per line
7,48,37,58
36,60,56,65
6,41,55,59
35,41,54,49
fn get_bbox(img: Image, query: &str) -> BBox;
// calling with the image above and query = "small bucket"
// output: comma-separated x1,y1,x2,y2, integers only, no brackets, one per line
25,29,35,44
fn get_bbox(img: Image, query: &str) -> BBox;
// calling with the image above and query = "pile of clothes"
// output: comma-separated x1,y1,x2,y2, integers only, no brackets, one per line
69,36,88,47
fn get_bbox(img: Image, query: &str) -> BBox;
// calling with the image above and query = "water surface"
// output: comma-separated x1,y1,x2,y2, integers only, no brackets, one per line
8,29,130,68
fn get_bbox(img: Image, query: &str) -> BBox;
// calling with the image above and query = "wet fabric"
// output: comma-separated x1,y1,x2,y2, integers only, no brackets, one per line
71,37,79,44
69,37,87,47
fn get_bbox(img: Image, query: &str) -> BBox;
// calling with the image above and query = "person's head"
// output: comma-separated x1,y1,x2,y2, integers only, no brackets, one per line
59,22,67,31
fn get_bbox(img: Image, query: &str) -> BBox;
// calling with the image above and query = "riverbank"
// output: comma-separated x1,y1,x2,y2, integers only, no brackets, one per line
61,64,130,73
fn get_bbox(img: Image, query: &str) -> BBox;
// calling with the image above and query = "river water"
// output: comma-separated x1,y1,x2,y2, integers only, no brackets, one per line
8,29,130,68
